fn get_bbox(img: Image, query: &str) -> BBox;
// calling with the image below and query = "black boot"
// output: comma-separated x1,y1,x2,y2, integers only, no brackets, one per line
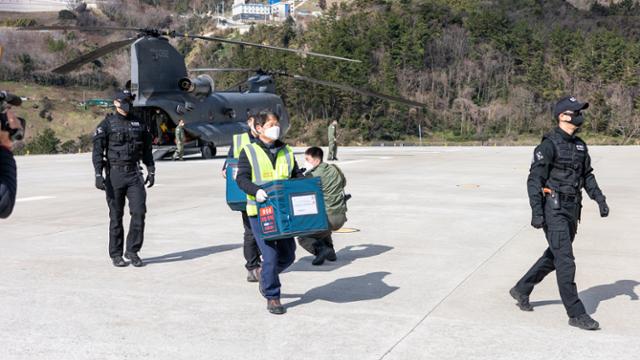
312,245,333,266
569,314,600,330
326,246,337,262
112,256,128,267
509,287,533,311
125,252,144,267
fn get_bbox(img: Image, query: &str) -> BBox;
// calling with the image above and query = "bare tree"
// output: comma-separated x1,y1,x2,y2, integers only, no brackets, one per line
66,0,80,11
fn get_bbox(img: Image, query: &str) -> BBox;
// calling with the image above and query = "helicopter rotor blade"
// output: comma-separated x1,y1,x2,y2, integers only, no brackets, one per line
190,68,259,73
173,32,361,63
51,38,138,74
222,78,252,92
20,25,361,64
18,25,141,32
282,74,427,108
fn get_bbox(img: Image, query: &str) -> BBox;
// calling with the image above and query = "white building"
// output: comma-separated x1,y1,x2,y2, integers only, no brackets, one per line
232,0,271,21
270,2,291,21
231,0,292,22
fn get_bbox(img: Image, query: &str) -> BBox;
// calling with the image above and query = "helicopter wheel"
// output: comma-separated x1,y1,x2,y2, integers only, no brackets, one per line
201,143,216,159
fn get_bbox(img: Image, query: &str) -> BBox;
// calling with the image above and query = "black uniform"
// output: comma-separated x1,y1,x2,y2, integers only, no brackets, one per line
515,127,606,317
0,146,17,219
92,113,155,258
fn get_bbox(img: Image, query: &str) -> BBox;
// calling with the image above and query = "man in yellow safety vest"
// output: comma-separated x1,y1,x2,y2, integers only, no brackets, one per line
222,115,261,282
236,111,302,315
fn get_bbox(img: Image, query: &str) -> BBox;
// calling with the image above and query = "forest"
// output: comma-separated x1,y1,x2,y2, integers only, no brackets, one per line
1,0,640,150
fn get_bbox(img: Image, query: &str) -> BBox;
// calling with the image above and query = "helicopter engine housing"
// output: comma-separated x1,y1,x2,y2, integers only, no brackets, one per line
178,75,214,96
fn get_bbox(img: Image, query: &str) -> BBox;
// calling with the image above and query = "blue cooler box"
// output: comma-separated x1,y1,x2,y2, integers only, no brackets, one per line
226,158,247,211
257,178,329,240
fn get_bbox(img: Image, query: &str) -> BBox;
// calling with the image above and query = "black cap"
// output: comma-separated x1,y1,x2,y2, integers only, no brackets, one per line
114,90,134,102
554,96,589,119
1,91,22,106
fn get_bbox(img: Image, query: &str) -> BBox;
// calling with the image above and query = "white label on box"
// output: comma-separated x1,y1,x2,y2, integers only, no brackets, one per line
291,194,318,216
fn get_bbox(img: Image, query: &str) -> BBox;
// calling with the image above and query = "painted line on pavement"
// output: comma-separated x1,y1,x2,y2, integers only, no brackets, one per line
16,196,57,203
332,160,369,166
378,223,529,360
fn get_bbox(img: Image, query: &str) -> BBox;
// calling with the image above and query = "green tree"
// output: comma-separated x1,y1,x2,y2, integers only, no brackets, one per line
27,128,60,154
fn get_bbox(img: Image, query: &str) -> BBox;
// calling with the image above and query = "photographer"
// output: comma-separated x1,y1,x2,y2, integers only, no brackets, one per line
0,91,23,219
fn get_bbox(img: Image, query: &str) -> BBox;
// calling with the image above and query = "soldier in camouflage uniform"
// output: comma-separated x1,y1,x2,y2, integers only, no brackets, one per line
173,119,185,161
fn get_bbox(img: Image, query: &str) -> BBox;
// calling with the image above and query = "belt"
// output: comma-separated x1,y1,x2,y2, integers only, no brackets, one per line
559,193,579,203
109,164,139,172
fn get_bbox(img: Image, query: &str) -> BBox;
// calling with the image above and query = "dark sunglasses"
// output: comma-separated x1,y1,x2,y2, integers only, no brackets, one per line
563,110,581,116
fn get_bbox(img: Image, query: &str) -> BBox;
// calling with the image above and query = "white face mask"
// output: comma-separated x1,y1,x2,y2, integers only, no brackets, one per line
304,161,314,170
264,126,280,141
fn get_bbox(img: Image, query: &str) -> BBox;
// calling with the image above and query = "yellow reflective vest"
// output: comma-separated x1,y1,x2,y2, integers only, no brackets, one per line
232,133,251,159
243,143,295,216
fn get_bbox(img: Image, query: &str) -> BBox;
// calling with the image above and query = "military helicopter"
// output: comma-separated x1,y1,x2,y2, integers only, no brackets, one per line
21,25,426,159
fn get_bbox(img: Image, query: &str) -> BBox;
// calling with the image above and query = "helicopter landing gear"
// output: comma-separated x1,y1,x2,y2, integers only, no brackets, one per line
201,143,216,159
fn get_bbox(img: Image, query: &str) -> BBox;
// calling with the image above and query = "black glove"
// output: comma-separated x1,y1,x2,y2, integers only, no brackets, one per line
531,215,545,229
598,199,609,217
145,172,155,188
95,174,106,191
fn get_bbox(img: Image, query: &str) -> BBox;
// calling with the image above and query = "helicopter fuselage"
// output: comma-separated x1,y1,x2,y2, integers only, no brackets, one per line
129,36,290,158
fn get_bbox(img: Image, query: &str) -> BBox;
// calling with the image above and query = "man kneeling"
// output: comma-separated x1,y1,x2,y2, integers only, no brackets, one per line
298,147,349,265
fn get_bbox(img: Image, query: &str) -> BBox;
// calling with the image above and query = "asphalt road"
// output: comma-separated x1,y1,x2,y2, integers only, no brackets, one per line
1,146,639,359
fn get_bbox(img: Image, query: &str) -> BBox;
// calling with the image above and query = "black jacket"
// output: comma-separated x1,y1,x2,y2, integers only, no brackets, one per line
92,113,155,174
527,127,604,217
236,139,302,196
0,146,17,218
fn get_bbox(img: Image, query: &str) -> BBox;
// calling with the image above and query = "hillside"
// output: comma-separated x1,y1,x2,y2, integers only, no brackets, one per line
1,0,640,152
204,0,640,145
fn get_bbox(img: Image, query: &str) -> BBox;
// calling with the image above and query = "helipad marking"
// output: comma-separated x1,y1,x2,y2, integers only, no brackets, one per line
457,184,480,189
333,228,360,233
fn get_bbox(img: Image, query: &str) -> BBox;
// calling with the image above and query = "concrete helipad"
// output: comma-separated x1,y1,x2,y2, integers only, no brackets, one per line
1,146,639,360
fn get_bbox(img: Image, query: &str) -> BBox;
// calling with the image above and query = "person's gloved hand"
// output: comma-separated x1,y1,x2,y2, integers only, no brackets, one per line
95,174,106,191
256,189,268,203
531,215,545,229
598,199,609,217
145,172,155,188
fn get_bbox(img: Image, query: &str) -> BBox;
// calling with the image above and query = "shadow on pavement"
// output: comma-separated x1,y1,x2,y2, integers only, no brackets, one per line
285,244,393,273
529,279,639,314
283,271,398,309
143,244,242,265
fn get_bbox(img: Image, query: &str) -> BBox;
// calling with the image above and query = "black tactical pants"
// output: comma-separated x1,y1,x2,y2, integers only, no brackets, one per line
298,212,347,255
105,166,147,258
515,200,586,318
241,210,261,270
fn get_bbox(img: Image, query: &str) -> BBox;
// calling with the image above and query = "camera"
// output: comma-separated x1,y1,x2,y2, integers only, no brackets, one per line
0,91,26,141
